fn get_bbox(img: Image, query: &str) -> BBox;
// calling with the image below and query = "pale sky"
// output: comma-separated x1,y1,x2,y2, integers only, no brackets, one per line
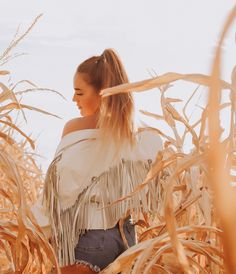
0,0,235,172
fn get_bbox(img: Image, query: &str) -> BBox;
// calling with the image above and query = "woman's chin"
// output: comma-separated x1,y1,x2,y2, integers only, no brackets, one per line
79,110,89,117
79,109,97,117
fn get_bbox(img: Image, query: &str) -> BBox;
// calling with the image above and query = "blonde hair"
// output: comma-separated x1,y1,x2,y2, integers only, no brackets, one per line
76,48,136,149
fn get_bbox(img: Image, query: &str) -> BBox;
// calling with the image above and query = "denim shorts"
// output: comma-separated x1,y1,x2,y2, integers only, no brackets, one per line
74,218,136,271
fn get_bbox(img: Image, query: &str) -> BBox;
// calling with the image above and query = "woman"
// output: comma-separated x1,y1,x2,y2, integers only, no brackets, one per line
32,49,162,273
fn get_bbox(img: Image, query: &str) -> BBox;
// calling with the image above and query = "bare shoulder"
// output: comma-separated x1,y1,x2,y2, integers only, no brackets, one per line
61,116,97,138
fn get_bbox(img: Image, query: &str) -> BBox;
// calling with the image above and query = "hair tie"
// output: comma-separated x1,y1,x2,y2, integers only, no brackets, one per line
100,53,106,63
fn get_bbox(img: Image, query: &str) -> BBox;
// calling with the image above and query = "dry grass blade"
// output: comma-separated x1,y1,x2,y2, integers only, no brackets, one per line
163,154,207,272
0,102,62,119
14,87,66,100
100,72,230,97
183,85,200,121
0,83,19,103
0,119,35,149
165,98,183,103
0,14,43,62
102,226,223,273
138,126,177,145
0,150,60,273
165,102,199,148
0,14,63,273
0,53,28,67
11,80,37,90
139,110,165,120
0,70,10,75
207,4,236,273
0,132,15,146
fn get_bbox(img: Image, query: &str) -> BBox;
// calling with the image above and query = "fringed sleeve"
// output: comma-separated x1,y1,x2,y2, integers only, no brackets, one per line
30,191,52,238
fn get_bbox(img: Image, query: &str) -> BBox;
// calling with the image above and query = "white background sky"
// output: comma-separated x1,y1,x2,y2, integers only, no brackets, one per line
0,0,235,172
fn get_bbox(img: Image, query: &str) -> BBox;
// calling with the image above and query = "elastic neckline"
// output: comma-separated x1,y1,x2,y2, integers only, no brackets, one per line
63,128,100,139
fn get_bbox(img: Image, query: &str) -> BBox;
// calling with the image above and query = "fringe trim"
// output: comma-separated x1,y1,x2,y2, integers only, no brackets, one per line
74,259,100,273
43,157,158,267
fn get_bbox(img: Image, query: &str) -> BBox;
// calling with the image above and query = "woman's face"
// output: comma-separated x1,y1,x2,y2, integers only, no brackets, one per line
73,72,101,117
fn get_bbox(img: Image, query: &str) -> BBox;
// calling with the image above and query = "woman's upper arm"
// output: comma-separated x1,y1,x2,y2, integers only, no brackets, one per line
61,120,72,138
61,117,91,138
61,118,79,138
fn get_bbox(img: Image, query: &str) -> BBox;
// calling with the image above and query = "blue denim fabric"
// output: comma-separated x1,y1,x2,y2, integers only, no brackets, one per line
74,218,136,270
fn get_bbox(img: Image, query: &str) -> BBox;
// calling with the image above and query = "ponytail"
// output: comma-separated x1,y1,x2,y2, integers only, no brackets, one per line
76,49,135,149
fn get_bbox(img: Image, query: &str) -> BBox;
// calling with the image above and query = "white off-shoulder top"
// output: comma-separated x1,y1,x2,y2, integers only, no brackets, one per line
31,128,162,266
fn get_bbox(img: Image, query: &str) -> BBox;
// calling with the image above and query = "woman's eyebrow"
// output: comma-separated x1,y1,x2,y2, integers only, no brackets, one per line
74,87,82,91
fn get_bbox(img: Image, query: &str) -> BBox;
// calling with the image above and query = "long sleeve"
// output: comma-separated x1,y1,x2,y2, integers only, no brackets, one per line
30,191,52,238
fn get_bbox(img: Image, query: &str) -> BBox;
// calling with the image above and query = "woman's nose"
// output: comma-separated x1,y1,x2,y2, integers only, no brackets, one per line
72,94,76,102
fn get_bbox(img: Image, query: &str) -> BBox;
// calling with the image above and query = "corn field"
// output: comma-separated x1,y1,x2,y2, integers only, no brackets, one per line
0,6,236,274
